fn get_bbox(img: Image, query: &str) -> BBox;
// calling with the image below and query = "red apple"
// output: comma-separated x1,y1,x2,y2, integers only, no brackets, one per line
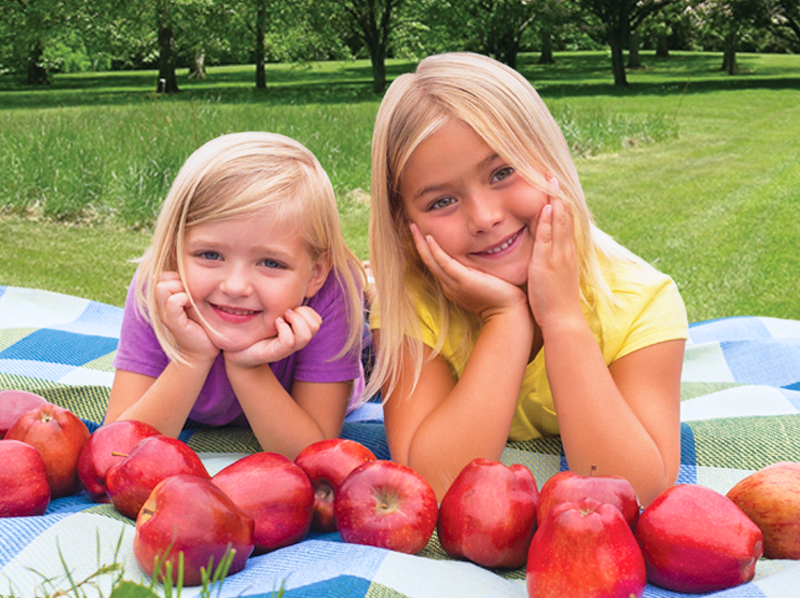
636,484,763,593
77,420,162,503
537,468,640,530
0,390,49,438
106,435,210,519
527,498,646,598
294,438,377,532
212,452,314,554
134,474,254,586
726,461,800,559
0,439,50,517
335,460,438,554
438,458,538,569
6,403,90,498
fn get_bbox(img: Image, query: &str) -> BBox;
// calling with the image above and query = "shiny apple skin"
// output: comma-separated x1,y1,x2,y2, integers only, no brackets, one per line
636,484,763,593
438,458,538,568
537,470,640,529
106,435,210,519
134,474,254,586
527,498,646,598
213,451,314,554
335,460,438,554
6,403,90,498
77,419,161,502
294,438,377,532
0,439,51,517
726,461,800,559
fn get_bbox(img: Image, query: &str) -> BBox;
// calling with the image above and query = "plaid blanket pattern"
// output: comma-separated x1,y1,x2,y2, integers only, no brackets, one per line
1,284,799,597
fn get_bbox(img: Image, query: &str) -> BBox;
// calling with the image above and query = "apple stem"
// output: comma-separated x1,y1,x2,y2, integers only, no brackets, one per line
590,465,597,477
111,451,129,458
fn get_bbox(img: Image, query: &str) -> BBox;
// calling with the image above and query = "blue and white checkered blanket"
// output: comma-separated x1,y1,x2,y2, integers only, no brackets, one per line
1,284,800,597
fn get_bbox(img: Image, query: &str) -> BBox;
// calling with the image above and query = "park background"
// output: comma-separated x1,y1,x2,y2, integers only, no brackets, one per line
1,0,799,323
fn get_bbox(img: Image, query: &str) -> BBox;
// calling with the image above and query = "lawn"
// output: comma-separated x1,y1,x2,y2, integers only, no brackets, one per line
1,51,798,322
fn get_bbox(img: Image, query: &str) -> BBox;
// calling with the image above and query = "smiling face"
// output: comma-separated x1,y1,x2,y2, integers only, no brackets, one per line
181,210,329,352
399,119,549,287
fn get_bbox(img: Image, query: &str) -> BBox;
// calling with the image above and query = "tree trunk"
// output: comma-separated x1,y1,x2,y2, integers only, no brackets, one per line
156,1,179,94
26,40,49,85
609,24,629,86
370,43,386,93
722,30,738,75
628,30,641,68
538,28,555,64
189,51,207,80
255,5,267,90
656,30,670,58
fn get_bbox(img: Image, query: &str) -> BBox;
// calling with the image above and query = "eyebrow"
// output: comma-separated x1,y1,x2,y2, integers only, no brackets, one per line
411,152,501,201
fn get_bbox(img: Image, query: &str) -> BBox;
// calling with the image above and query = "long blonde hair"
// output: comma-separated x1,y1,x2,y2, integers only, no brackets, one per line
367,52,637,401
136,131,365,364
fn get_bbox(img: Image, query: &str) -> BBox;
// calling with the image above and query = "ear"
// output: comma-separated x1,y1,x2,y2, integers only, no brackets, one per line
304,252,332,298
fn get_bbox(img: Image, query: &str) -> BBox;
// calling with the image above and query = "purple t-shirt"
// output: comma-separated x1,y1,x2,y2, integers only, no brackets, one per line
112,272,364,427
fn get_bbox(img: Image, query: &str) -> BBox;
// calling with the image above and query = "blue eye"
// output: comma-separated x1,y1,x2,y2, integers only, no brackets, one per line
199,251,222,261
429,196,456,211
260,259,283,269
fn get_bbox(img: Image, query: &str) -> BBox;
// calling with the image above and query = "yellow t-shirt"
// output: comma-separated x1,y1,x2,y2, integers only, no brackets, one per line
371,255,689,442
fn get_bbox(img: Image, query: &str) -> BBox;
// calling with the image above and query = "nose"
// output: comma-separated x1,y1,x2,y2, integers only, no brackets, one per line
219,263,252,298
465,194,503,235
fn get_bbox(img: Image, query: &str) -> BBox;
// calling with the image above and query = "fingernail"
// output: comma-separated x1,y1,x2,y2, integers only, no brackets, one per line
286,309,293,315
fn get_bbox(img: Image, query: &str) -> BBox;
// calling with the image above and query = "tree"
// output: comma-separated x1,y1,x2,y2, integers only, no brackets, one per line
338,0,405,93
767,0,800,49
0,0,80,84
691,0,768,74
578,0,677,85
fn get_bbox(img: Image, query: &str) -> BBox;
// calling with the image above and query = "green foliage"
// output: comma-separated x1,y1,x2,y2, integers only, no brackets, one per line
0,52,798,321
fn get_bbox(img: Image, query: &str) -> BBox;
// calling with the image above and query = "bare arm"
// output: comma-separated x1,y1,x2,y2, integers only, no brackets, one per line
226,362,352,459
223,306,352,458
382,226,535,500
105,362,214,437
105,272,220,436
529,196,683,506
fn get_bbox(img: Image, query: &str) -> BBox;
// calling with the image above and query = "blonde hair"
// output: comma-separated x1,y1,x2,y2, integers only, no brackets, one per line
136,131,365,364
367,52,638,400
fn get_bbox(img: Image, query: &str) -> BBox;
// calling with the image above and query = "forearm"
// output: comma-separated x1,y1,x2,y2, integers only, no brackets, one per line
227,364,333,459
107,360,213,438
402,311,534,499
543,318,678,506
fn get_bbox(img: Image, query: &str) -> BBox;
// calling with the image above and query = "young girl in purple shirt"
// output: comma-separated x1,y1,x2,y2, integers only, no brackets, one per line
106,132,365,459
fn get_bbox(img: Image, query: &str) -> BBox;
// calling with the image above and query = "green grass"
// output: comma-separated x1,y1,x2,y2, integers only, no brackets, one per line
1,52,798,320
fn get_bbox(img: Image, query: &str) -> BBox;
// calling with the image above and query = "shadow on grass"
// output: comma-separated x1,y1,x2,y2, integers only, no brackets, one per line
1,52,798,110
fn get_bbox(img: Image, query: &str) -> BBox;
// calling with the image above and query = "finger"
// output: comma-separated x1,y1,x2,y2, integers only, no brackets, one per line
410,223,450,283
290,306,323,334
283,309,314,344
532,203,554,265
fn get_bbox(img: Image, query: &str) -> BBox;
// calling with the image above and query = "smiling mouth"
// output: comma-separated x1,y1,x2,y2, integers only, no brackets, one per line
477,228,524,255
211,303,259,316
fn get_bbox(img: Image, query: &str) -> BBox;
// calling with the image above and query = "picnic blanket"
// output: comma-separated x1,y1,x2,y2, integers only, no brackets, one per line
1,283,800,597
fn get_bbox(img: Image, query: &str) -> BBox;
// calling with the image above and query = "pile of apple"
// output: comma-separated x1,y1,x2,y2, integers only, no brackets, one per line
2,386,800,596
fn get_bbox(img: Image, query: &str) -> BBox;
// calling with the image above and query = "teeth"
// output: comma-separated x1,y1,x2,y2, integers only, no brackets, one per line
217,305,256,316
484,231,520,254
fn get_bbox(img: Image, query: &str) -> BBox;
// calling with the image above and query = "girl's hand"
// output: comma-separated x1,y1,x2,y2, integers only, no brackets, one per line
527,185,584,333
224,306,322,368
410,223,528,322
155,272,219,363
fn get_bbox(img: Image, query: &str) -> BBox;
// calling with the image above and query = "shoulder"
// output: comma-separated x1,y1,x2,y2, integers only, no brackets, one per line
592,254,689,359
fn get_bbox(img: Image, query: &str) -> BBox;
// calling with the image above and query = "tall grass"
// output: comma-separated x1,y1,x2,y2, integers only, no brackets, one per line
1,52,798,319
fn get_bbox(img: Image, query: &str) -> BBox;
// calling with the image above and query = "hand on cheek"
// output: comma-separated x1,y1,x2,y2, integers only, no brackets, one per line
410,223,527,321
527,181,583,332
224,306,322,368
155,272,219,363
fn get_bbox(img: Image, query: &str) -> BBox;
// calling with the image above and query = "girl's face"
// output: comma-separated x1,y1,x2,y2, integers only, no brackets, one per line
399,119,549,287
182,210,329,352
